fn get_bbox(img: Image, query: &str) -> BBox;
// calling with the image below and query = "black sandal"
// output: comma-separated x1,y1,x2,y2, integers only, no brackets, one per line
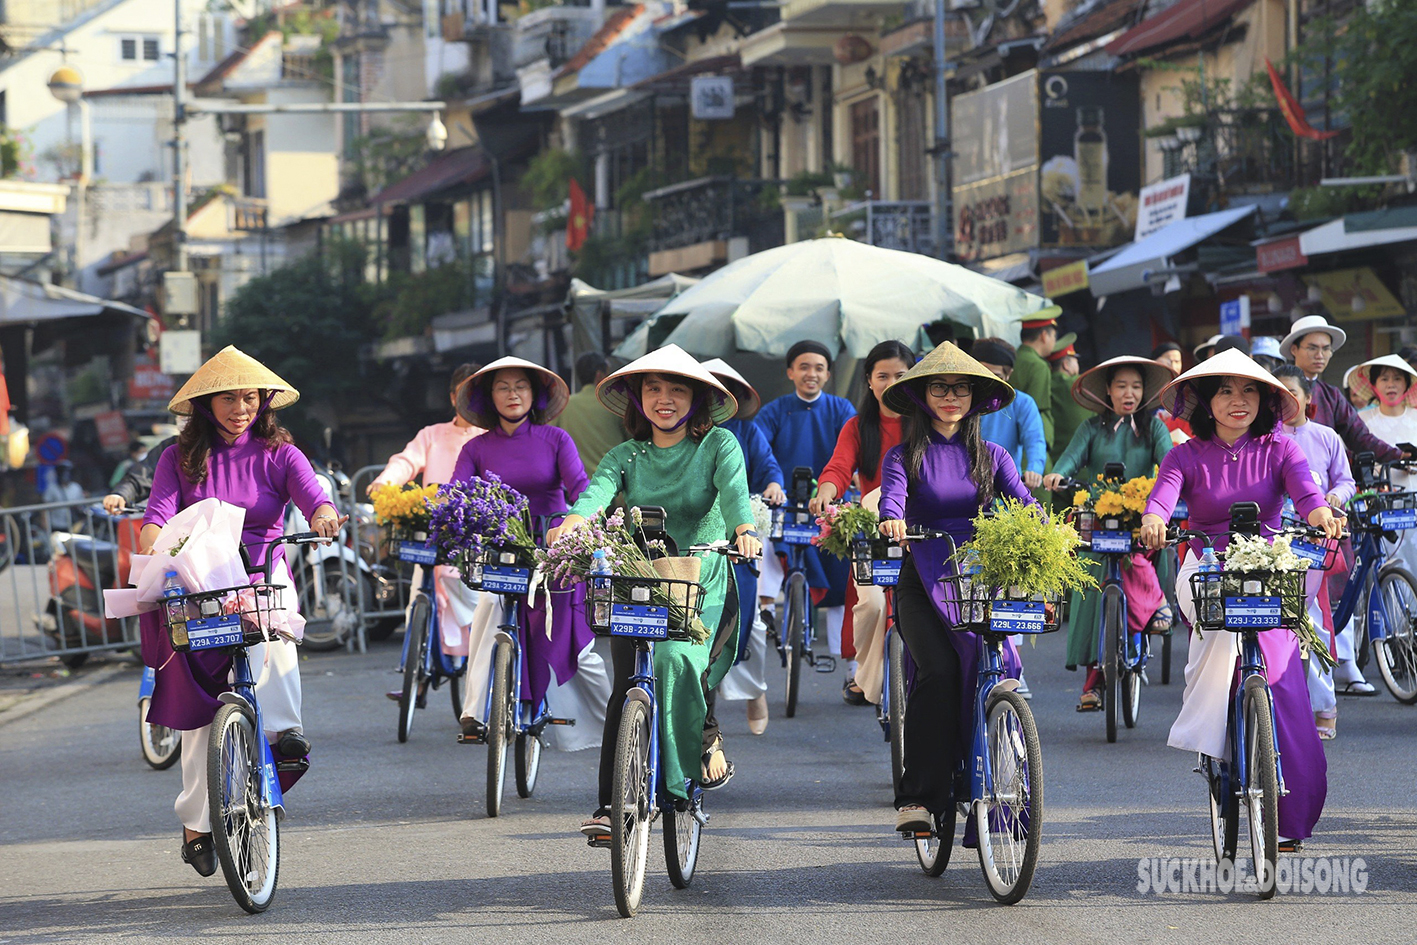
701,737,735,791
181,833,216,877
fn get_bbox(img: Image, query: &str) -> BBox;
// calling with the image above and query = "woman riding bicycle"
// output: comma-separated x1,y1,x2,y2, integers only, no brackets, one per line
1138,349,1342,851
876,341,1036,834
547,345,761,838
1041,356,1175,711
449,356,606,747
811,340,914,706
139,346,343,877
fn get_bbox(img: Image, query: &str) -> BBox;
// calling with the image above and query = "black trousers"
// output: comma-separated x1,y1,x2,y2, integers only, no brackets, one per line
597,570,739,809
893,555,967,813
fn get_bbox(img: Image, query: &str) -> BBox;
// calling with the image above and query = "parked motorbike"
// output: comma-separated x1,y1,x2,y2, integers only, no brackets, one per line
38,506,141,669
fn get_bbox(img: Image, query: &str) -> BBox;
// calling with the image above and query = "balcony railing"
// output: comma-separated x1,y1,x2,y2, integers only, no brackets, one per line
642,176,785,255
830,200,934,255
1161,108,1299,194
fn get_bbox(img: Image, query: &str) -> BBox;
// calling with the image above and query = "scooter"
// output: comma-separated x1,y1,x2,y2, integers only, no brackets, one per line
38,506,142,669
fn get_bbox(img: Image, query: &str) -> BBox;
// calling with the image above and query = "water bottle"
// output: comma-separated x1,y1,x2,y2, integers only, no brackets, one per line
162,570,192,647
1197,546,1221,627
590,549,612,627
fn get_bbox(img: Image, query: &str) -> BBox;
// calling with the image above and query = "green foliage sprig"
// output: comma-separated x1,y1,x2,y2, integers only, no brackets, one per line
956,499,1097,600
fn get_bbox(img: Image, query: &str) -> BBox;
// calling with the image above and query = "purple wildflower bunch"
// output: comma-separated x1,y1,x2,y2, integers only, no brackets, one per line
429,474,533,569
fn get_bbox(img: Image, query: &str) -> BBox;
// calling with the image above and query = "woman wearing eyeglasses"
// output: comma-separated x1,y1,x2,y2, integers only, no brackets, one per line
876,342,1037,834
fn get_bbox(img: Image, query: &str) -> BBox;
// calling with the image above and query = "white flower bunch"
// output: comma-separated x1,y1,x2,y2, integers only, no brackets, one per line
749,494,773,539
1224,534,1312,573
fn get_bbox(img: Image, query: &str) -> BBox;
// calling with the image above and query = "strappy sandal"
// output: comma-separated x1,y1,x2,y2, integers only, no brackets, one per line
1147,604,1174,635
1315,713,1337,740
1076,689,1103,712
701,736,735,791
579,809,611,846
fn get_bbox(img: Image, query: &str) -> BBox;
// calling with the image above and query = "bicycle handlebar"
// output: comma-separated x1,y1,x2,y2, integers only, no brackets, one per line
686,541,759,563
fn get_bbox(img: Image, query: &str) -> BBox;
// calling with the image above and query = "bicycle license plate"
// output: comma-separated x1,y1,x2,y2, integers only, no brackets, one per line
185,613,245,651
870,560,901,586
1378,508,1417,530
609,602,669,640
1290,540,1329,568
1091,530,1131,554
398,541,437,565
780,521,817,545
989,600,1047,634
481,565,530,595
1224,596,1281,629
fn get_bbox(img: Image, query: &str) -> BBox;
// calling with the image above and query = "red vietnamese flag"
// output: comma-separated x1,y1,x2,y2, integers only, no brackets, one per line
1265,58,1340,141
566,178,594,252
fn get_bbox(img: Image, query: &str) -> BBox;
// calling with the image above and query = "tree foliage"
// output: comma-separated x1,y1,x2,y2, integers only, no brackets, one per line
1289,0,1417,173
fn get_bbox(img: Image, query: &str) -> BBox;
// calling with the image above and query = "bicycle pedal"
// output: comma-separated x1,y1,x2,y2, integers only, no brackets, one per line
813,656,837,673
456,733,486,745
548,717,575,726
275,758,309,774
586,834,611,849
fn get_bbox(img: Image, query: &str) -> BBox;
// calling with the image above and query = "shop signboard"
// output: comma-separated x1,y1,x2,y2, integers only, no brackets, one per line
1038,71,1142,248
952,71,1039,262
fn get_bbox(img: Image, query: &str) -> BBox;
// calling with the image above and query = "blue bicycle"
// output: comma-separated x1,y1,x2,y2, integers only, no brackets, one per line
898,533,1054,904
768,466,837,717
161,532,321,913
1333,453,1417,703
459,524,575,818
138,665,181,770
392,532,466,742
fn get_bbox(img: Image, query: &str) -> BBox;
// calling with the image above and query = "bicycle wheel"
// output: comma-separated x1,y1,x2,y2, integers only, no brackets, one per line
397,595,430,743
887,630,908,792
1161,632,1173,686
975,688,1042,905
610,698,653,918
1205,755,1238,864
1102,587,1121,743
916,804,956,877
485,637,513,818
784,572,806,718
664,791,703,889
515,731,542,798
448,670,464,721
139,697,181,770
208,702,280,914
1121,632,1141,731
1374,566,1417,704
1242,677,1279,899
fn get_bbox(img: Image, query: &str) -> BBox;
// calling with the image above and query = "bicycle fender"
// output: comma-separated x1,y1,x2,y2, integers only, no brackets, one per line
493,629,516,649
992,678,1022,695
217,691,254,711
625,686,652,708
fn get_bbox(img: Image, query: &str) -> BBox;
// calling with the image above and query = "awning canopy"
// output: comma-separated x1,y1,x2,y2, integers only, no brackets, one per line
1107,0,1252,57
568,273,701,358
1088,205,1257,296
0,276,150,325
1299,214,1417,257
372,147,491,206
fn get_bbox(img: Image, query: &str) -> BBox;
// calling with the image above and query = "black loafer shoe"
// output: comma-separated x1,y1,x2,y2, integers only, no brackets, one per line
181,834,217,877
276,729,311,757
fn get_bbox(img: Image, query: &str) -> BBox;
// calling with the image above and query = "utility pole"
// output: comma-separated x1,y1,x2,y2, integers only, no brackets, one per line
172,0,188,279
932,0,953,260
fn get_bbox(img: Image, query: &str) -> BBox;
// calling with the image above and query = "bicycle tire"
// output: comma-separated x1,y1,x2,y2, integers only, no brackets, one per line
139,697,181,770
208,701,280,914
975,688,1042,905
1102,587,1121,744
1243,677,1279,899
611,698,653,918
887,630,908,793
1205,754,1238,864
1121,630,1141,731
397,595,430,743
916,804,956,877
664,791,703,889
485,637,513,818
1355,571,1374,670
1161,632,1172,686
1374,566,1417,704
515,731,542,798
784,572,806,718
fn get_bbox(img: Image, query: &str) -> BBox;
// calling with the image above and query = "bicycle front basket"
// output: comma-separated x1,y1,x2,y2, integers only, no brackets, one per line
1189,568,1307,632
850,537,904,586
461,544,535,594
164,583,283,652
585,563,704,641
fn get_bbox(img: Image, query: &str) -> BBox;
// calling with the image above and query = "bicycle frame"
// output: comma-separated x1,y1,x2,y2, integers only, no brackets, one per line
626,638,668,805
1221,630,1288,800
397,566,465,681
218,645,285,812
479,595,554,734
1092,551,1148,673
1333,528,1396,644
967,633,1012,808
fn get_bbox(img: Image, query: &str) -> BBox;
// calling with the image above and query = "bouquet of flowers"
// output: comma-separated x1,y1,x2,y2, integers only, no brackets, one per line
956,498,1096,602
427,474,534,571
749,494,773,540
811,503,880,561
369,482,440,537
537,507,709,643
1071,471,1156,534
1217,534,1335,668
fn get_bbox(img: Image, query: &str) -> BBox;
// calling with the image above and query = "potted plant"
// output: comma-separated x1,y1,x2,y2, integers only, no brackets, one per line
1173,113,1206,143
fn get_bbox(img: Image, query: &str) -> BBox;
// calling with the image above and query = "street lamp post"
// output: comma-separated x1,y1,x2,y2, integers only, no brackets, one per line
47,65,92,292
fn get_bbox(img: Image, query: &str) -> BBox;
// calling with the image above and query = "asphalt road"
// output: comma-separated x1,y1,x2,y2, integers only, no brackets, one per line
3,630,1416,944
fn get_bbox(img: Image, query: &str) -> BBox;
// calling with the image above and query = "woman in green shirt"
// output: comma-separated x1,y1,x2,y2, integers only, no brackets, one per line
548,345,761,838
1042,356,1175,710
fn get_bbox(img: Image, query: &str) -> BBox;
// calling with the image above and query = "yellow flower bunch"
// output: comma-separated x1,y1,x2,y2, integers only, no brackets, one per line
369,482,439,531
1077,471,1158,528
1073,490,1091,508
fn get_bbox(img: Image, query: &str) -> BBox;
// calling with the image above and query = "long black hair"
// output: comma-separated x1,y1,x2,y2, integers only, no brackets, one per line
178,391,291,485
1186,375,1281,440
900,395,994,506
858,340,915,477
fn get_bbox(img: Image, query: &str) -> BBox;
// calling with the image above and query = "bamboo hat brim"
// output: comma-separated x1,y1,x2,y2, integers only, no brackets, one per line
882,341,1014,417
1156,348,1301,425
1072,356,1176,415
455,356,570,427
701,358,761,420
597,344,737,424
1348,355,1417,409
167,345,299,415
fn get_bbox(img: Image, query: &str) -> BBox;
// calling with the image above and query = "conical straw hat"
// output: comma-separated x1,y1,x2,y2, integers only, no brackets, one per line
167,345,299,415
597,344,737,424
701,358,761,420
455,356,570,427
1071,356,1176,414
1156,347,1301,425
1348,354,1417,409
882,340,1013,417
